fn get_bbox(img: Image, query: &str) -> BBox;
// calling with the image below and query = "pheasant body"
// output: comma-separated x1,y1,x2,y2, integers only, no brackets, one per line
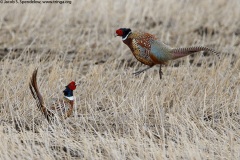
29,69,76,122
50,97,74,118
116,28,218,79
123,31,173,66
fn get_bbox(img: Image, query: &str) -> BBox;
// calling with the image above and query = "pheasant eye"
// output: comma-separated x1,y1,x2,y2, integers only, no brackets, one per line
116,29,123,36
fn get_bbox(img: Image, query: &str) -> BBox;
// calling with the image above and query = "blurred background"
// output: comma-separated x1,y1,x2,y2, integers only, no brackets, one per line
0,0,239,159
0,0,239,72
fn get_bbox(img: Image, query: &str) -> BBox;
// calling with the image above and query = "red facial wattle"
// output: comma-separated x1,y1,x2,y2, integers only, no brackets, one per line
116,29,123,36
68,81,76,90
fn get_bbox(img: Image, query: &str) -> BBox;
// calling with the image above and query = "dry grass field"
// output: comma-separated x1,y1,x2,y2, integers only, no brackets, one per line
0,0,240,159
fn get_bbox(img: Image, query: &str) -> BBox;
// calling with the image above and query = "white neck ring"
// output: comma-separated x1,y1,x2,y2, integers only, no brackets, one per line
122,31,132,41
65,96,74,101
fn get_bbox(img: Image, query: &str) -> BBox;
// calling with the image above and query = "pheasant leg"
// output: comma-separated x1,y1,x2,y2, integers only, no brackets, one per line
133,66,153,76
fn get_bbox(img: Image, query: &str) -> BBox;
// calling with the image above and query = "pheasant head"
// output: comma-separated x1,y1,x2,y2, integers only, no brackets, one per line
63,81,76,101
115,28,132,40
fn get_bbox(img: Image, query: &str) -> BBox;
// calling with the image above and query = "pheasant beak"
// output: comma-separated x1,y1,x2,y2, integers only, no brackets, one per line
114,33,118,37
75,81,81,86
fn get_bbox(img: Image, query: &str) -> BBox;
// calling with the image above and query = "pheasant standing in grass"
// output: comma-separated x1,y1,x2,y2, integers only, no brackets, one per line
115,28,218,79
29,69,77,122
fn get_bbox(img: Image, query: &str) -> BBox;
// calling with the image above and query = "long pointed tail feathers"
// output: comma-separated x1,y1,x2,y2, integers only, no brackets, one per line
29,69,53,122
171,46,219,59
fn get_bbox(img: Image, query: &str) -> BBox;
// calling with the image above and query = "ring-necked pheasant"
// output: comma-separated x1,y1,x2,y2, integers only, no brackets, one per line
115,28,218,79
29,69,77,122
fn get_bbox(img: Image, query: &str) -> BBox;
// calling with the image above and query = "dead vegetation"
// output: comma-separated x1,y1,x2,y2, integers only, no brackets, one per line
0,0,239,159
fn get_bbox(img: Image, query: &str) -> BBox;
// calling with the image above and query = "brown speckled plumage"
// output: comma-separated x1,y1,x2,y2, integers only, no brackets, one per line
123,32,157,66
